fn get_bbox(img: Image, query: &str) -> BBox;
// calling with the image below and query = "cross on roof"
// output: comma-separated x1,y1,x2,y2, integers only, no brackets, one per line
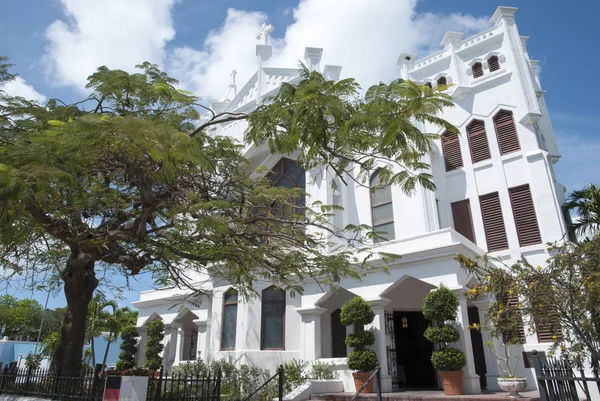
256,23,274,45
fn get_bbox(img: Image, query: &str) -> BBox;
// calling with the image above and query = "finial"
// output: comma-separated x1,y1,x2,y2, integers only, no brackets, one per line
256,23,274,45
230,70,237,87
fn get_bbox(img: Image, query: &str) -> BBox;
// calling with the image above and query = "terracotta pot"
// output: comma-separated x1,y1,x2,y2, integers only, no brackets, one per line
352,371,374,393
497,377,527,398
440,370,464,395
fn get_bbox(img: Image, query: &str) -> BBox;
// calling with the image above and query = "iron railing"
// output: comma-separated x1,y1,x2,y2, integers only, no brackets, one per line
237,365,284,401
533,349,600,401
349,366,381,401
149,366,221,401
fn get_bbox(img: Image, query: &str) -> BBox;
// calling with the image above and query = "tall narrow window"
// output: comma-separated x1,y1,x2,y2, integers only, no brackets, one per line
332,178,344,231
488,55,500,72
451,199,476,243
509,184,542,247
261,286,286,350
331,309,347,358
493,110,520,155
479,192,509,251
267,158,306,215
370,170,395,242
221,289,238,350
472,62,484,78
467,120,491,163
441,131,463,171
500,295,526,344
437,76,447,87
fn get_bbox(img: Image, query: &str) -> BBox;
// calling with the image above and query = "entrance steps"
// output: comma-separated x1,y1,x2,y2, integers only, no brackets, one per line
310,391,541,401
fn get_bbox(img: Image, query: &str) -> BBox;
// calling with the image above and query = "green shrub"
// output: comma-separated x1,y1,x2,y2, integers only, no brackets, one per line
423,325,460,343
345,330,375,348
144,319,164,370
116,326,138,371
347,350,378,372
310,361,337,380
422,285,459,321
171,355,208,377
340,297,375,326
430,348,466,371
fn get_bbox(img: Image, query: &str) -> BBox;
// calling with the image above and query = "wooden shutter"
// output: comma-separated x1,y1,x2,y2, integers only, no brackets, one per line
479,192,509,251
437,76,447,86
493,110,520,155
451,200,476,242
467,120,491,163
509,184,542,247
535,312,563,343
488,56,500,72
472,62,484,78
501,295,526,344
441,131,463,171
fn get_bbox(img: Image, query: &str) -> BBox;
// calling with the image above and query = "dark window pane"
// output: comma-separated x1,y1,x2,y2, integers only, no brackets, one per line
261,296,285,349
331,309,347,357
222,304,237,349
275,176,294,189
374,222,395,243
372,203,394,226
263,288,285,302
224,291,238,304
371,185,391,206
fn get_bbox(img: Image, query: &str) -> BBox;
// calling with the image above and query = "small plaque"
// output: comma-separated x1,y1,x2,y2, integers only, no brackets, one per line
120,381,133,398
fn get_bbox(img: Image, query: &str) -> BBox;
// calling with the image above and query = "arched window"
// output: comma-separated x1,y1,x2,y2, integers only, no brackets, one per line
472,62,484,79
466,119,491,163
488,55,500,72
331,309,347,357
267,158,306,215
221,289,238,350
370,170,395,242
424,82,432,89
493,110,520,155
441,131,463,171
261,286,286,350
437,76,447,87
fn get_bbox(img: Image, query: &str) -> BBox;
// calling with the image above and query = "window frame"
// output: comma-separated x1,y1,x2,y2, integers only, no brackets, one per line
370,169,395,243
493,110,521,155
221,288,238,351
466,119,491,164
472,62,484,79
267,157,306,215
437,76,447,87
260,285,286,350
488,55,500,72
441,131,463,172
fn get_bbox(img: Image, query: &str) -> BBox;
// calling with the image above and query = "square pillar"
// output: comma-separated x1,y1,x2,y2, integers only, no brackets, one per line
453,290,481,394
296,306,326,361
136,326,146,367
163,323,179,370
472,299,503,391
367,298,392,393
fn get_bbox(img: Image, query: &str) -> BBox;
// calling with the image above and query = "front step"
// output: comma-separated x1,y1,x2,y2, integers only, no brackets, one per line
310,391,541,401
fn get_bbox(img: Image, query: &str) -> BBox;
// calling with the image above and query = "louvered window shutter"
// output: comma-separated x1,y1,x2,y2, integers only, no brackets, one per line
488,55,500,72
494,110,520,155
472,62,484,78
479,192,509,251
500,295,526,344
441,131,463,171
509,184,542,246
425,82,432,89
451,200,476,242
467,120,491,163
437,76,447,86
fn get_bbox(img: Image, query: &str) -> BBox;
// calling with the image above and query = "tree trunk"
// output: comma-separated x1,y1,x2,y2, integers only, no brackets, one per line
52,251,98,374
102,337,112,370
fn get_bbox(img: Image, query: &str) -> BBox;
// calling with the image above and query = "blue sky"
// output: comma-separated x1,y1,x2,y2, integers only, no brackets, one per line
1,0,599,308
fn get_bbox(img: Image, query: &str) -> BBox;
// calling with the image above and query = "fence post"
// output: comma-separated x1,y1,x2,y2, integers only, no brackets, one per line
25,366,33,392
278,365,284,401
0,365,7,391
215,368,221,401
532,350,549,401
375,367,382,401
154,365,164,401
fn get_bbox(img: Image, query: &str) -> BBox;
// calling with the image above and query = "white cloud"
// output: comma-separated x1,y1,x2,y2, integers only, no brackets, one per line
44,0,177,92
168,0,490,100
2,77,47,103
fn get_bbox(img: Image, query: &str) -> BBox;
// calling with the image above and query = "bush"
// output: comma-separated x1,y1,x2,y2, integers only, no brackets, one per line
347,350,378,372
430,348,466,371
171,355,208,377
345,330,375,348
116,326,138,371
340,297,375,326
310,361,337,380
423,325,460,343
422,285,459,321
144,319,164,370
283,359,309,394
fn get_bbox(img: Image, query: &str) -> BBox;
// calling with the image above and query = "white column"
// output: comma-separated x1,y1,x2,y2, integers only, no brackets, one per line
472,299,503,391
163,324,179,370
194,320,208,362
174,326,185,365
367,298,392,393
454,290,481,394
296,306,326,361
136,326,146,367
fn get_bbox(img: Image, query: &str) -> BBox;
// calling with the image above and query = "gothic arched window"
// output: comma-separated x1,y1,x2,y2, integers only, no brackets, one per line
261,286,286,350
221,289,238,350
267,158,306,215
370,170,395,242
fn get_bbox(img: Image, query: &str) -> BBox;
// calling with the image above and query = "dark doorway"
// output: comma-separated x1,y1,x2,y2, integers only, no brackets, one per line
468,306,487,389
394,311,435,388
331,309,347,357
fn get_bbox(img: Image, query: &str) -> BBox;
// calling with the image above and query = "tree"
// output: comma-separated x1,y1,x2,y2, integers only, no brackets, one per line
0,295,43,339
144,319,164,370
101,306,137,369
457,235,600,361
0,59,455,374
565,183,600,239
116,325,138,371
86,292,117,369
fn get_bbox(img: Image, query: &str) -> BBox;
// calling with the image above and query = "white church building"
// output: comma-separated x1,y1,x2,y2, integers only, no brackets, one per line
133,6,567,394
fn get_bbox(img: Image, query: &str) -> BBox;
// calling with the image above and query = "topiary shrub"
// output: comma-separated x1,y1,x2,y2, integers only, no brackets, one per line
144,319,164,370
116,326,139,371
340,297,377,372
422,285,466,372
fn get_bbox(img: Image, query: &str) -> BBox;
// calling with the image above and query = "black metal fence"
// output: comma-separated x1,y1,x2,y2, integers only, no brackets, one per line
533,350,600,401
0,366,106,401
149,366,221,401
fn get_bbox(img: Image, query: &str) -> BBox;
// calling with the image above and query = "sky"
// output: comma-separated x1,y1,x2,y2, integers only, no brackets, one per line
1,0,599,309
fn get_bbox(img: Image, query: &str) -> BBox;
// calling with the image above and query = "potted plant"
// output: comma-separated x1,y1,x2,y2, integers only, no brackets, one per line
422,285,467,395
340,297,378,393
484,341,526,398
